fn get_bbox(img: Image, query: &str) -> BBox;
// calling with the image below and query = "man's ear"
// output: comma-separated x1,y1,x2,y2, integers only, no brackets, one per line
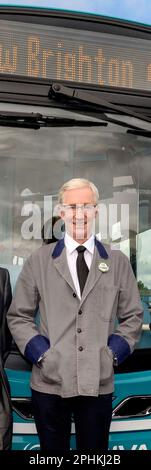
60,211,65,222
57,203,64,221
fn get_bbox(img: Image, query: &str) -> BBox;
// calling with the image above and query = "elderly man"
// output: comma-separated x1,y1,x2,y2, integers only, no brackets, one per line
7,178,143,451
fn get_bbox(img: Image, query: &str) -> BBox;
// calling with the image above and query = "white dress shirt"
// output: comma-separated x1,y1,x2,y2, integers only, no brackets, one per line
64,232,95,300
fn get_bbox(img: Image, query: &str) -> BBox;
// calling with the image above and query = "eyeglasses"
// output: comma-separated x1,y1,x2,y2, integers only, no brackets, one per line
61,204,97,213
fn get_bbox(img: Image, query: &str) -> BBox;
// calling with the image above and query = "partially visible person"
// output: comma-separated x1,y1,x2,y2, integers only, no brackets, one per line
0,267,12,362
0,267,12,450
0,355,13,450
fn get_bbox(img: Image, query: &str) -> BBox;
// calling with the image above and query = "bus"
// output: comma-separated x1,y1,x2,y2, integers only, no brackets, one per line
0,3,151,451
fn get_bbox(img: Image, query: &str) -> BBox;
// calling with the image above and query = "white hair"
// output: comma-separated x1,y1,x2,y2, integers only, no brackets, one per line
58,178,99,204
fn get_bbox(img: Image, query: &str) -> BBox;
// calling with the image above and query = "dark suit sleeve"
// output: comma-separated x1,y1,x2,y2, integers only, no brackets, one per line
0,269,12,361
3,270,12,312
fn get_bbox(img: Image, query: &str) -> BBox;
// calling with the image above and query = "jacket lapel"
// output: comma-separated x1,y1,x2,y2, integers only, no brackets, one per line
80,239,110,305
52,239,75,291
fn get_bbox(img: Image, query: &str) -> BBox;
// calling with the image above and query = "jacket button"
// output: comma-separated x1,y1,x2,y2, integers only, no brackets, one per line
78,346,83,351
73,293,77,298
77,328,82,333
78,309,82,315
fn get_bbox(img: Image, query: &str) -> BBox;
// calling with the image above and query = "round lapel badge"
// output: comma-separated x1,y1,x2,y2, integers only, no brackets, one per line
98,262,109,272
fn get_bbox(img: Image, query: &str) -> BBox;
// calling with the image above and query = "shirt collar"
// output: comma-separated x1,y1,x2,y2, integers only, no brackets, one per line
65,232,94,255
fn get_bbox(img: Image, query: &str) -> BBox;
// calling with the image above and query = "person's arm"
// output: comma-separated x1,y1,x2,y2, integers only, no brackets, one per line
3,269,12,313
108,254,143,366
7,258,50,364
0,269,12,361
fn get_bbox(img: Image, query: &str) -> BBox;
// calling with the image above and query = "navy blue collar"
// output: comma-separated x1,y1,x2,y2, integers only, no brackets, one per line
52,237,108,259
95,237,108,259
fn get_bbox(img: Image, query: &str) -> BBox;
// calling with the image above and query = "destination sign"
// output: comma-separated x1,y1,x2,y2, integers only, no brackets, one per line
0,19,151,91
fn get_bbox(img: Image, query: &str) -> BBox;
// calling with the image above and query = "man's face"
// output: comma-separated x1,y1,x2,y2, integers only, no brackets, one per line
60,186,98,242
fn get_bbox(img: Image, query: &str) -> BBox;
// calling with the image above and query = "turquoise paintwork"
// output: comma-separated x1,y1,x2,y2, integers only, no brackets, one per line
6,367,151,450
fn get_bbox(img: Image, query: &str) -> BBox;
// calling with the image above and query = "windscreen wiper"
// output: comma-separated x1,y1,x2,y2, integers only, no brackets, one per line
50,83,151,133
127,129,151,138
0,111,107,129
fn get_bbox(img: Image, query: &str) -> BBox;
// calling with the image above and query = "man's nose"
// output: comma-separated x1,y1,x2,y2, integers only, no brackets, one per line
74,208,85,219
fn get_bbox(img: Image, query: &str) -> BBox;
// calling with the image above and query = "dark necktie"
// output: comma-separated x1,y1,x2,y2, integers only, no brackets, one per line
76,246,89,295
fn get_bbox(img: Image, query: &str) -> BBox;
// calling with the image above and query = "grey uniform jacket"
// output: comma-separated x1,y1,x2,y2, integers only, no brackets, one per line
7,238,143,397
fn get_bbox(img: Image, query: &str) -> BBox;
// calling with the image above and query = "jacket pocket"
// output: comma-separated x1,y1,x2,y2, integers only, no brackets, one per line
100,346,113,382
40,347,62,385
99,285,119,321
